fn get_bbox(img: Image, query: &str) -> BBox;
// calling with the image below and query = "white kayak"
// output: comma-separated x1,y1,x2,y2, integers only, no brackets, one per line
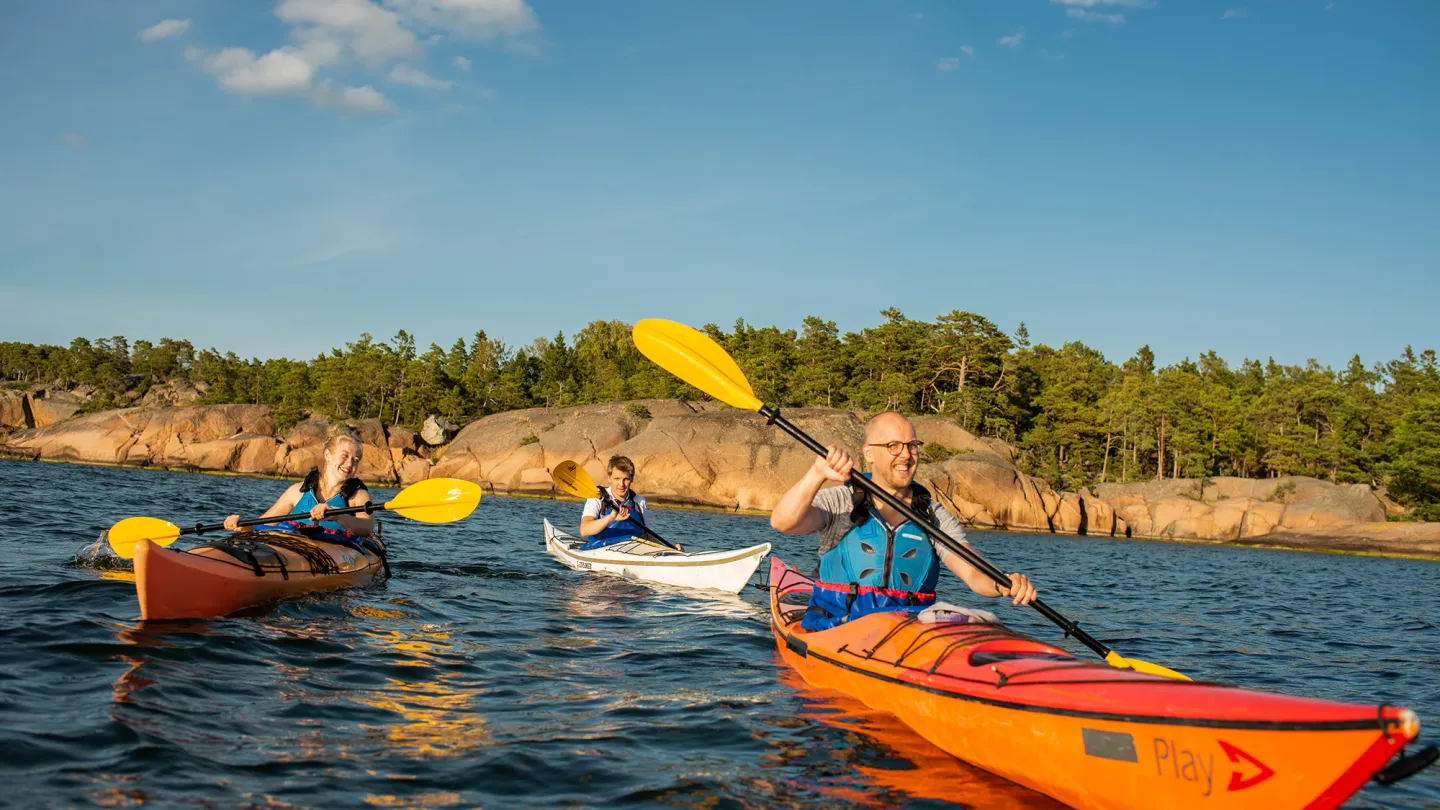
542,519,771,594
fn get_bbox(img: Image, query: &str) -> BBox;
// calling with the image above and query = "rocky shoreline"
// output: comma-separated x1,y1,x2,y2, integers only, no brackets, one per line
3,395,1437,560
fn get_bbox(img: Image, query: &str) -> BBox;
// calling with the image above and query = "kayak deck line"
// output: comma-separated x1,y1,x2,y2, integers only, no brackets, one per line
768,556,1425,810
775,622,1410,733
557,543,771,568
135,530,387,620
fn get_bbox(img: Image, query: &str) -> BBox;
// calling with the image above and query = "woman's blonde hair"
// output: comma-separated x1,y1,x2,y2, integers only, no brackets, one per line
324,431,363,454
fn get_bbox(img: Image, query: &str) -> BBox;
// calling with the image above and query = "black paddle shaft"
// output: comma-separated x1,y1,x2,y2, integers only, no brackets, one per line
759,405,1116,661
178,502,382,538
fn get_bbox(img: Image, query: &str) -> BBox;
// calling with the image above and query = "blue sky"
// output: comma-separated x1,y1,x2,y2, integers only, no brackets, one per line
2,0,1436,371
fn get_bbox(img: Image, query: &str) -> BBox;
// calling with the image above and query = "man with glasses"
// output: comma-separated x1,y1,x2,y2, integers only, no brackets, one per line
770,412,1038,631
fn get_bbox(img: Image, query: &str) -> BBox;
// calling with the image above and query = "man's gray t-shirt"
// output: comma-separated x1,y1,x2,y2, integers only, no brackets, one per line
811,484,965,564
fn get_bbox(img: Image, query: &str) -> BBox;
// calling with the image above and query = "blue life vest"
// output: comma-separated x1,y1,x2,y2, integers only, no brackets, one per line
803,476,942,631
263,469,367,548
580,489,647,550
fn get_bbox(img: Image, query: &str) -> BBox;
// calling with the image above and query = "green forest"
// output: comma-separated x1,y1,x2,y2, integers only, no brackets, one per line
3,309,1438,518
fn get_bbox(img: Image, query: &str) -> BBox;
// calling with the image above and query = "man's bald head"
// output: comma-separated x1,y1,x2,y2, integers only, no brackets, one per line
865,411,916,443
862,412,921,489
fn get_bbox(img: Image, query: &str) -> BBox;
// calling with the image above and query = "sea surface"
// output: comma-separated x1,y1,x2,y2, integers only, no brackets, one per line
1,457,1437,809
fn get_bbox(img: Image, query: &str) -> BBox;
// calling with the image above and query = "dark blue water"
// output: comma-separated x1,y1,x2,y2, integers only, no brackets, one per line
1,458,1436,809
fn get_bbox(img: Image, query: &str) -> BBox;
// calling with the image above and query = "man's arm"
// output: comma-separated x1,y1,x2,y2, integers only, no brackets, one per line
932,506,1038,605
942,548,1005,598
770,447,853,535
580,497,622,537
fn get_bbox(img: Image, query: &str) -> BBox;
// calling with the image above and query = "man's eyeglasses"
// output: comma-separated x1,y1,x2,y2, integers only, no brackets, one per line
865,440,925,457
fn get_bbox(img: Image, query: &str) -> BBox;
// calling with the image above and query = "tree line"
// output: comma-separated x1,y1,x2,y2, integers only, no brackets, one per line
3,309,1437,518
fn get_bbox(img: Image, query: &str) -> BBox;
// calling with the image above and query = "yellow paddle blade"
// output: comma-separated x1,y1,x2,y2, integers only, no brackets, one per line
382,478,482,524
1106,650,1191,681
632,319,763,411
106,517,181,560
551,460,600,500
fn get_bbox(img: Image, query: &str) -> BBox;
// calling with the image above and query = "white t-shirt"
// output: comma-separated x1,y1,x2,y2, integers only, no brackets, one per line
581,488,649,521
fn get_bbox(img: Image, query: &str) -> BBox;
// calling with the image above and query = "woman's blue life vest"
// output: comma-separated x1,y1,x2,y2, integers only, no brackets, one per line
580,489,648,550
802,474,943,631
262,469,368,548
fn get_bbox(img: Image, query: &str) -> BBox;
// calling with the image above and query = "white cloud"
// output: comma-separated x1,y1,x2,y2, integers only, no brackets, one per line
311,79,396,113
910,11,924,20
936,57,960,71
189,46,315,95
277,0,419,63
386,0,539,40
388,63,453,88
187,44,395,113
1325,2,1336,8
1062,29,1075,38
1051,0,1150,6
1222,8,1247,19
1068,8,1125,23
960,44,975,57
139,18,191,42
182,0,536,114
999,31,1024,47
59,133,88,147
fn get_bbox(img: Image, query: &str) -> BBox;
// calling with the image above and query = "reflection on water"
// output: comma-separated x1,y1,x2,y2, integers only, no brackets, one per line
351,625,489,760
772,667,1067,809
364,792,465,807
350,674,489,759
2,459,1437,809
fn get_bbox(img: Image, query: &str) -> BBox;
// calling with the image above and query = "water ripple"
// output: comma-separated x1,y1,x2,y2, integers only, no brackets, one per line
0,458,1436,809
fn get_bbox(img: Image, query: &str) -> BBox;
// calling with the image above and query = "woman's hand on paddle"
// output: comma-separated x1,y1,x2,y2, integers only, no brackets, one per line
998,573,1038,606
811,446,854,483
308,503,328,522
223,514,242,531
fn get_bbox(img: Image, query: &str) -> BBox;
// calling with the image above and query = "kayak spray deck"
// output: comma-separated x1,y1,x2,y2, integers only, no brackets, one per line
134,528,388,621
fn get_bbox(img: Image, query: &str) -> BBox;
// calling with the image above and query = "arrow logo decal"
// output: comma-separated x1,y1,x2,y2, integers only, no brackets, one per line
1218,740,1276,791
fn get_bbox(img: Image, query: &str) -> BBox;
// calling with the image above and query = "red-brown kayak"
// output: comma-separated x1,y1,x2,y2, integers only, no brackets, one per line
134,531,385,620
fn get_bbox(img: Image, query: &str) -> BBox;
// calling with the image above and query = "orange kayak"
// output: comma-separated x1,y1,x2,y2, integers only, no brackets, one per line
134,531,386,620
769,557,1430,810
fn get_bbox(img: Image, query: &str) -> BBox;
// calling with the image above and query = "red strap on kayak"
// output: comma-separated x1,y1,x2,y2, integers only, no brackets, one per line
813,580,937,603
274,519,358,539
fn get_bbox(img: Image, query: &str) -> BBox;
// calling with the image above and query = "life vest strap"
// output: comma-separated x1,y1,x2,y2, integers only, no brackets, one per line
273,520,359,540
849,478,932,526
299,468,368,499
813,579,937,603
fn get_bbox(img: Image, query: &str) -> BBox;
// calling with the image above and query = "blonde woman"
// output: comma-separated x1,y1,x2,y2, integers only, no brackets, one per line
223,432,374,545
